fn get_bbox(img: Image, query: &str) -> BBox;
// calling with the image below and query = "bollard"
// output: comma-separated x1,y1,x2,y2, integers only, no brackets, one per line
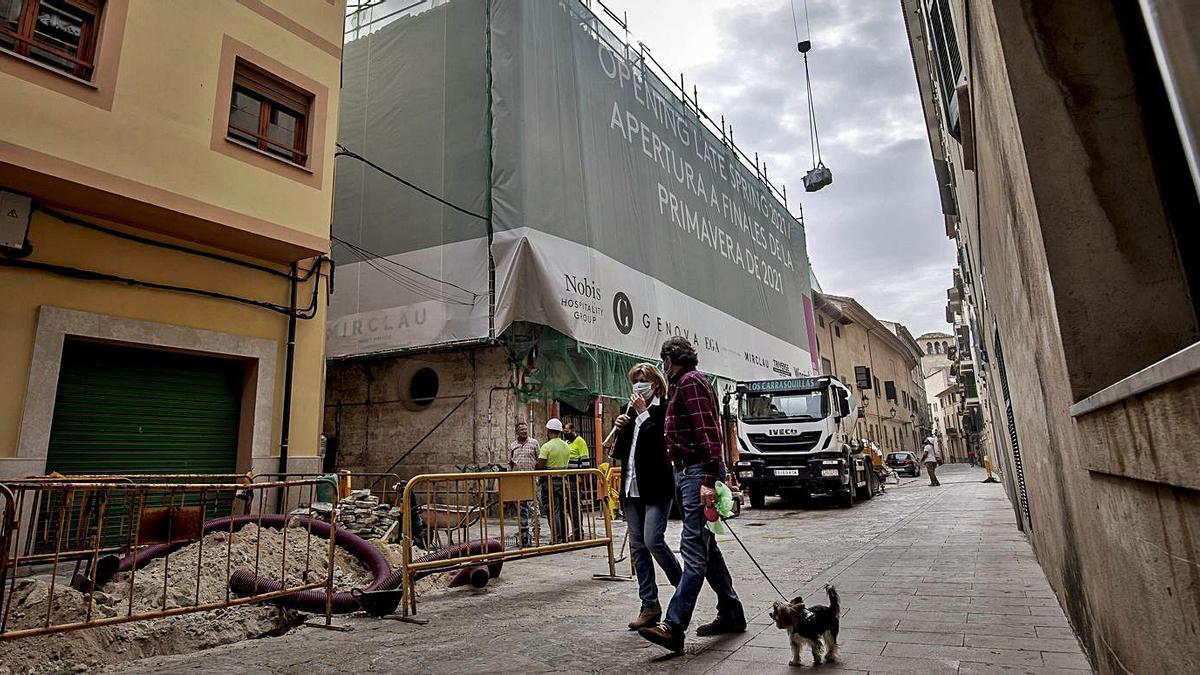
982,455,999,483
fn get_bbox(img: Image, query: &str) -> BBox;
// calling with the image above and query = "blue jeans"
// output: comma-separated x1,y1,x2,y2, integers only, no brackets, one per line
624,495,682,607
546,478,568,544
665,464,745,632
518,501,536,546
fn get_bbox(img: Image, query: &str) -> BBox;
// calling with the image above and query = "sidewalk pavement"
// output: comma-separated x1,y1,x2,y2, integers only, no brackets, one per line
699,464,1093,674
109,463,1091,674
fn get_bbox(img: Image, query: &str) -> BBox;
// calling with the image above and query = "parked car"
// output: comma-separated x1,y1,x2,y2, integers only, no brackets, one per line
886,451,920,476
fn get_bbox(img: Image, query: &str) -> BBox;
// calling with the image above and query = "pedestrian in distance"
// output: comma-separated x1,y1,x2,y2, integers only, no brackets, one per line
638,336,746,654
612,362,682,630
536,418,573,544
509,421,540,547
921,436,941,486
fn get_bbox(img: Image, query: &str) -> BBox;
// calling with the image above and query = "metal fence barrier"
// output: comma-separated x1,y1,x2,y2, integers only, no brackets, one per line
0,485,13,628
400,467,616,616
0,477,338,641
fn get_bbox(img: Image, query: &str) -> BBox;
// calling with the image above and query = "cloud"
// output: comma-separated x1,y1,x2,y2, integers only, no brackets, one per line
603,0,958,336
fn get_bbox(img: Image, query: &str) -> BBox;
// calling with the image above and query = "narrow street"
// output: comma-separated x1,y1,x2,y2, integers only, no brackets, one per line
110,464,1089,674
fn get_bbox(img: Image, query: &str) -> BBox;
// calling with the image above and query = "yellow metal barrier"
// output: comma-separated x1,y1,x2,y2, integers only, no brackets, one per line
400,468,617,616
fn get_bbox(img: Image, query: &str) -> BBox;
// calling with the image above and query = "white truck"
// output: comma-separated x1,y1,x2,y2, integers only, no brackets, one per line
727,376,875,508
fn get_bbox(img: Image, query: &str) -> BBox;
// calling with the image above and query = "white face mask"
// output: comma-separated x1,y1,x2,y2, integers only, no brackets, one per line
632,382,654,398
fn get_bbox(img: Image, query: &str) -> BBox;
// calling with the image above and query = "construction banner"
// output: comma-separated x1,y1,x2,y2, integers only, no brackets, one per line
489,0,817,380
329,0,818,380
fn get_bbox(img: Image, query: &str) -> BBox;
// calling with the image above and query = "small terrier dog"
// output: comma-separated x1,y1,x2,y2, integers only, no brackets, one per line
769,584,841,666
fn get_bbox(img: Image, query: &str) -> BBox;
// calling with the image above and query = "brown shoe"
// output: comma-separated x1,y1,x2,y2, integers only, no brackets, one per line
628,603,662,630
695,617,747,636
637,622,684,653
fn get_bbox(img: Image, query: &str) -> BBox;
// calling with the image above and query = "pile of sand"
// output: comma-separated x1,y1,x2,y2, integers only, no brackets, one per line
0,523,373,674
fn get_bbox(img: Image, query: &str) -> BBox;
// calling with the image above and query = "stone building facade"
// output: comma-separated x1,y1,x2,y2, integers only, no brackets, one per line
903,0,1200,671
917,331,954,377
813,293,929,455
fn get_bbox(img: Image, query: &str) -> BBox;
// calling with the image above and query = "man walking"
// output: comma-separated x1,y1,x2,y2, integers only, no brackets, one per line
509,422,540,546
638,337,745,653
921,435,941,486
536,418,573,543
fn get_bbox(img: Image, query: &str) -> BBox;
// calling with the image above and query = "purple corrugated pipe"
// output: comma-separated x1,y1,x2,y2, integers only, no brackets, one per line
118,514,392,614
119,516,504,613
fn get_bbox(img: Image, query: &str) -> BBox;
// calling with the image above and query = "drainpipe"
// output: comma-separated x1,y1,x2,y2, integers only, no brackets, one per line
277,262,298,509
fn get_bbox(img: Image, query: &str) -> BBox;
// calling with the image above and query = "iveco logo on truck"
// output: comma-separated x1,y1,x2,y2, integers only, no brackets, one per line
767,428,800,436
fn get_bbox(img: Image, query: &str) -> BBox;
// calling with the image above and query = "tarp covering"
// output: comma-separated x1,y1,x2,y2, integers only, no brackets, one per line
329,0,818,382
489,0,816,380
329,0,491,356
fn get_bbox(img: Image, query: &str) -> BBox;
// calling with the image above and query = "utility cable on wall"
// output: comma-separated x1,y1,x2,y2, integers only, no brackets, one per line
331,235,479,306
2,208,331,319
335,144,490,223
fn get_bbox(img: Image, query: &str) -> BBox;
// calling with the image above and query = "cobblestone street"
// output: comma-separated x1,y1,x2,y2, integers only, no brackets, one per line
107,465,1089,674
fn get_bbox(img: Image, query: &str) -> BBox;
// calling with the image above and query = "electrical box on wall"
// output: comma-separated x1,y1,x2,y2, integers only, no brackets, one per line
1,191,33,251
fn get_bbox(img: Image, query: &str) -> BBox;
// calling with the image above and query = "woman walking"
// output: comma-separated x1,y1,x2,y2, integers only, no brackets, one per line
611,363,683,630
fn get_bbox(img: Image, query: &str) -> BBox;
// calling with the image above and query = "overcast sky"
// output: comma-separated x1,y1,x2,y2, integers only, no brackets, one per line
603,0,957,336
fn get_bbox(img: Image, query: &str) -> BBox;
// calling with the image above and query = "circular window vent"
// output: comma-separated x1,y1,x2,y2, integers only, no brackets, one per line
409,367,439,408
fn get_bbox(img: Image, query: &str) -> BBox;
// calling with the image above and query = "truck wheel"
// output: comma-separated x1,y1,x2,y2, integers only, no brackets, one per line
749,487,766,509
839,485,855,509
855,465,871,500
861,469,875,500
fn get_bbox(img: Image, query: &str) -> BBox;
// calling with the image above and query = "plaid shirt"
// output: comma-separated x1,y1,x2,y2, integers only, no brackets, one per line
509,438,540,472
663,367,723,488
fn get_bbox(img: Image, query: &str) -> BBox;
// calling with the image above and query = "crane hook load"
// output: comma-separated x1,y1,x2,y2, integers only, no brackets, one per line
793,0,832,192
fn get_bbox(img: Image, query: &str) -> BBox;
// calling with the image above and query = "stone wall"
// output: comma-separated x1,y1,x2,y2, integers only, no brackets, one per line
323,346,521,480
934,1,1200,671
322,345,626,481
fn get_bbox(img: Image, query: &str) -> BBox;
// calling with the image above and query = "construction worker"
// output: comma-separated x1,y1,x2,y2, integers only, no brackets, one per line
564,422,591,468
563,422,589,540
536,419,572,543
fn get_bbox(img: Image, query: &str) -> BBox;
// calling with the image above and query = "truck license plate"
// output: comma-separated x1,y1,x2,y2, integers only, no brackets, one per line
773,469,799,477
738,471,754,478
820,469,839,477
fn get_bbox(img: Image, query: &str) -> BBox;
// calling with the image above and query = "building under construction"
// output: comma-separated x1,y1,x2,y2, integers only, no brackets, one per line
325,0,817,477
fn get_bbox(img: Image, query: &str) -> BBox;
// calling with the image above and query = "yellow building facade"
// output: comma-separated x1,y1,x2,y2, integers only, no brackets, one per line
812,293,929,455
0,0,345,478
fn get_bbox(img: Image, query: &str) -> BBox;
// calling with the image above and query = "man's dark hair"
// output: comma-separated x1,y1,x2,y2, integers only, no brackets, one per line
660,336,699,368
515,422,527,431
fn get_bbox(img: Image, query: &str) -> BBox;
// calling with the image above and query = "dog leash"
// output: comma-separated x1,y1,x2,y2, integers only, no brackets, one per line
720,517,789,602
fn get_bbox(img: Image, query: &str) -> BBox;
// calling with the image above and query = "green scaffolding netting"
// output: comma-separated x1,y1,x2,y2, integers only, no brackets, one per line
503,323,728,410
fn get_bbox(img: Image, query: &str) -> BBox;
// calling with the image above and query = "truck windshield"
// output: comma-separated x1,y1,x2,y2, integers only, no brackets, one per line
739,391,826,422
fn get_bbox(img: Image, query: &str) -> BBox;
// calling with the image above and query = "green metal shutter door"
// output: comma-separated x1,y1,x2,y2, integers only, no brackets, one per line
46,341,244,477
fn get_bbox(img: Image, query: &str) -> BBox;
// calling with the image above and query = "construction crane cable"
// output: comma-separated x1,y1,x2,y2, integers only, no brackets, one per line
805,53,822,166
